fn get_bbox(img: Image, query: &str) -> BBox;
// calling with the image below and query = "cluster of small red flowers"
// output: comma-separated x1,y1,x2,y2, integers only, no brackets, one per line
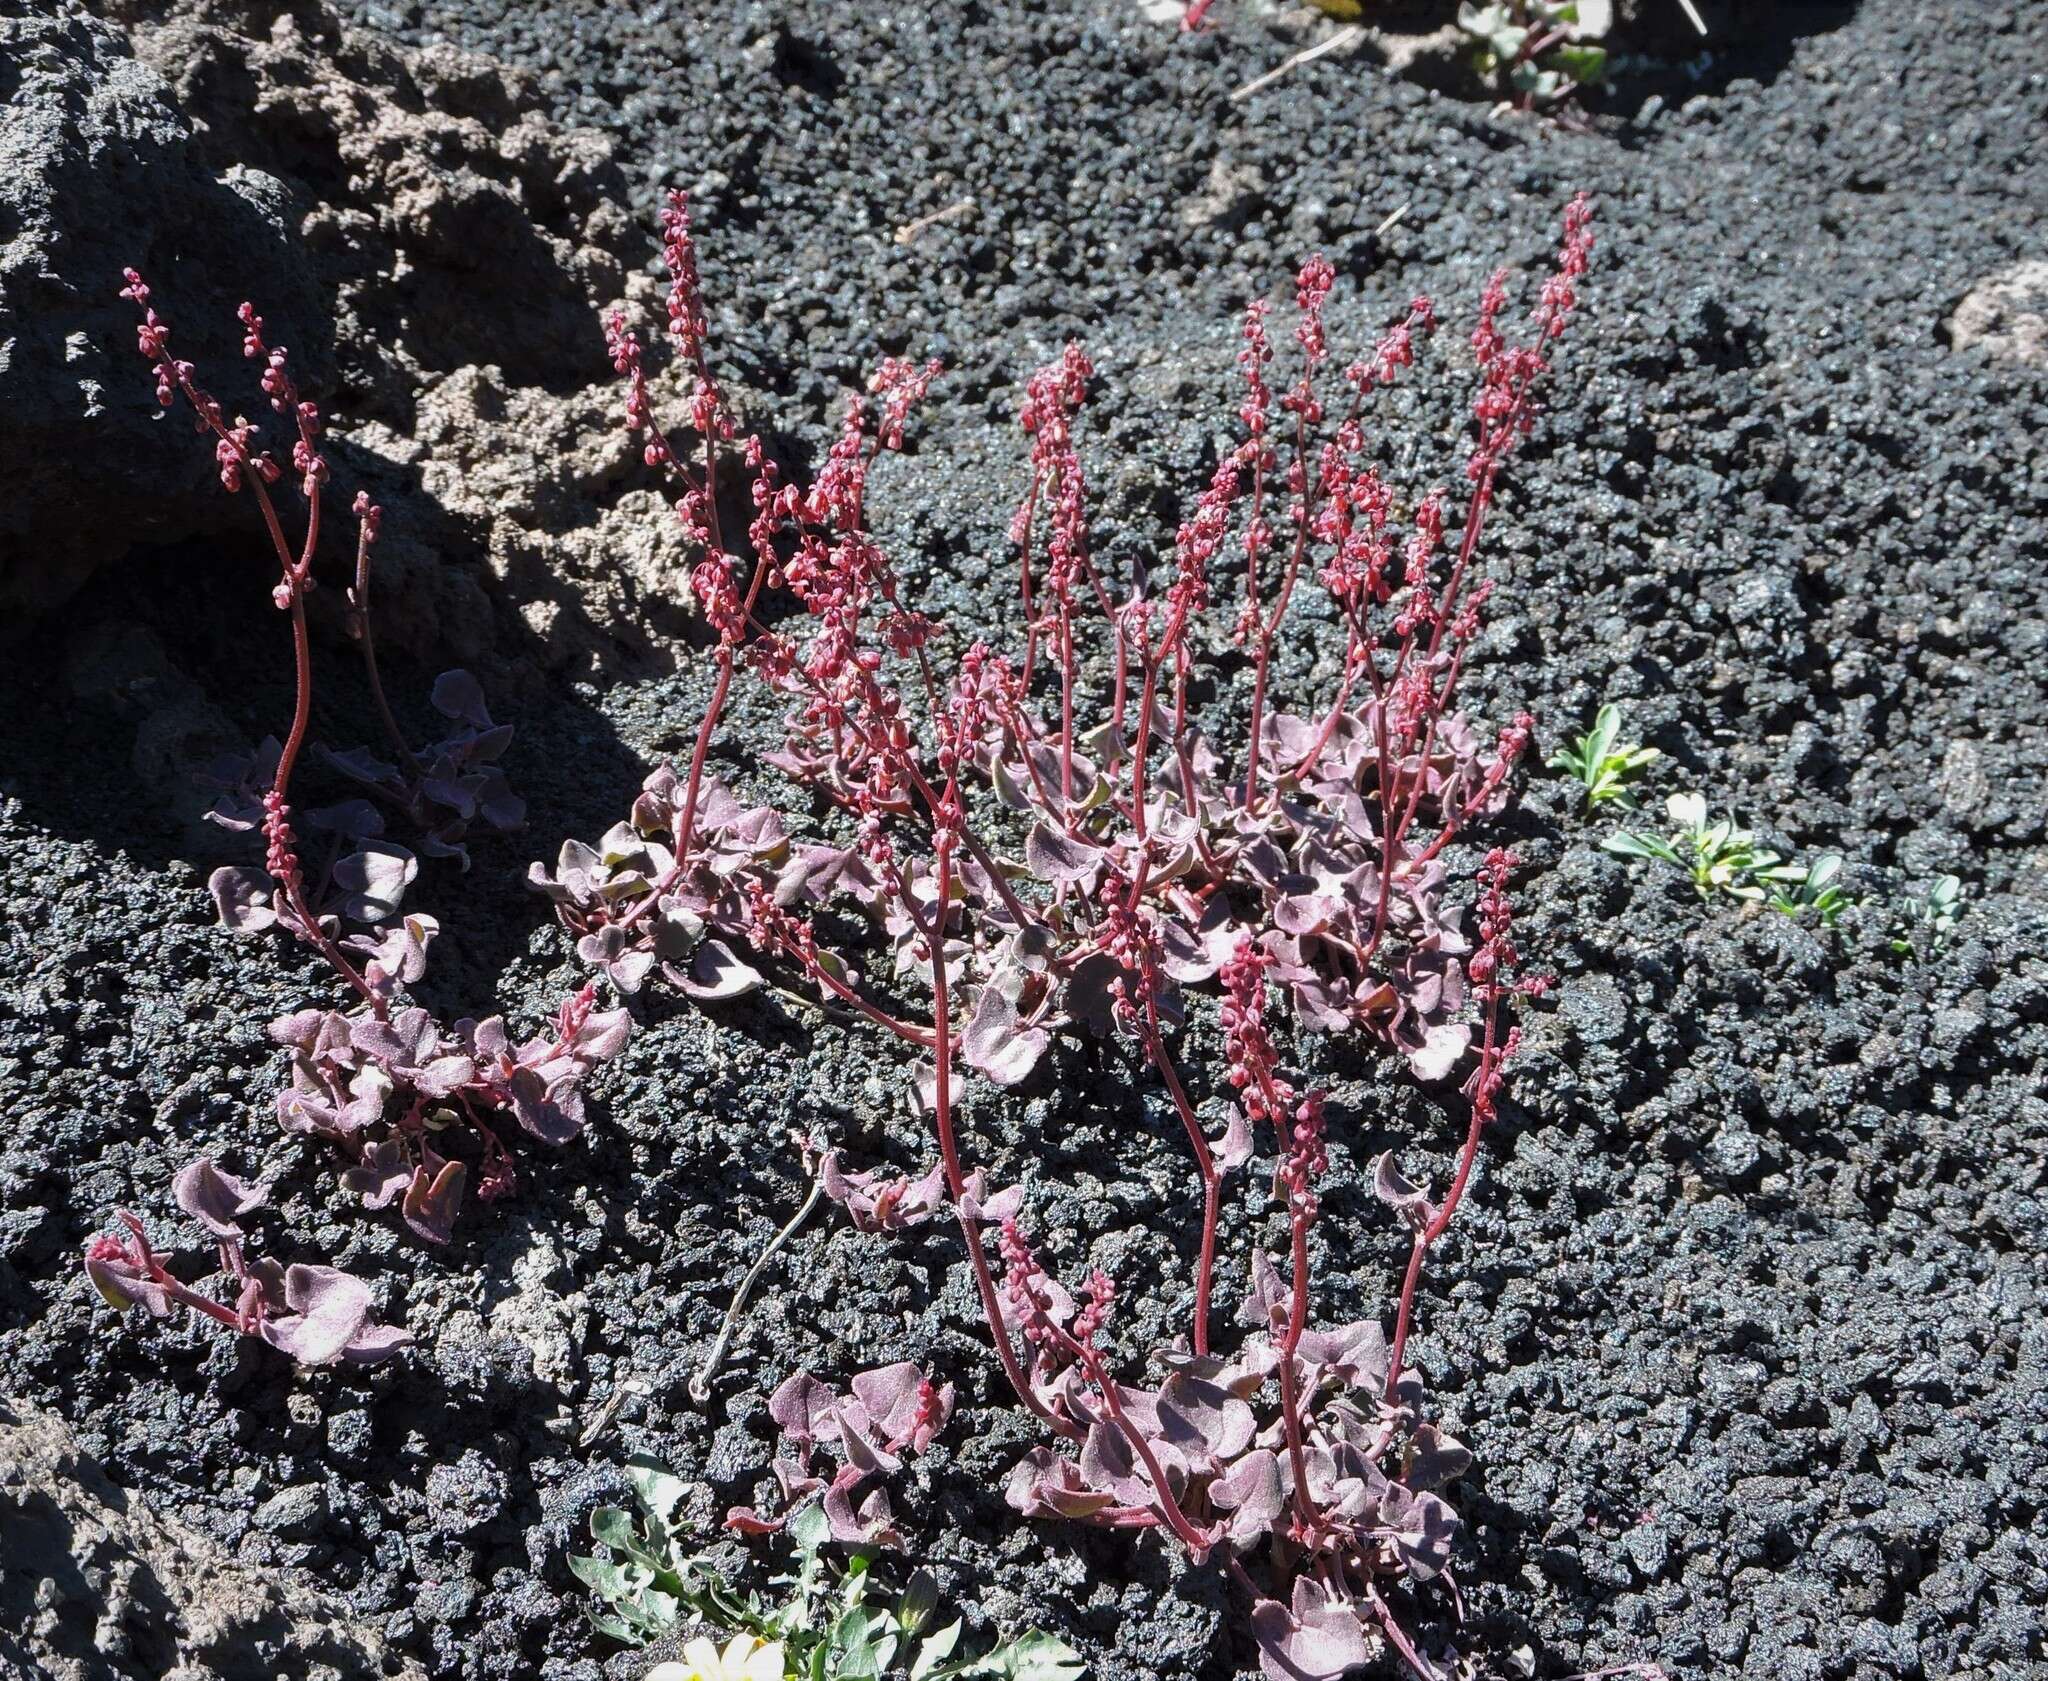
743,877,822,972
1170,447,1246,629
260,788,302,893
1467,847,1522,1000
603,309,669,468
121,269,197,415
1313,456,1393,612
1220,937,1291,1127
1281,1090,1328,1222
998,1217,1058,1349
1390,491,1447,641
1464,711,1536,818
1070,1270,1116,1350
943,643,1024,774
1346,296,1438,395
658,190,731,442
1468,191,1594,481
1096,872,1162,1030
871,356,944,451
1289,255,1335,392
899,1375,951,1455
1015,343,1095,614
237,300,325,498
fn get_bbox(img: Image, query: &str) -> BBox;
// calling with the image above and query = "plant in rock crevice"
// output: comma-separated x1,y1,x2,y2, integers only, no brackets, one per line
1765,851,1847,926
1458,1,1612,109
81,274,632,1360
559,191,1592,1679
1605,791,1852,927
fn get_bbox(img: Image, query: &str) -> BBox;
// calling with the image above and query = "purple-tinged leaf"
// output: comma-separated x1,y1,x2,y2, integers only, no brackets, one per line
420,775,478,820
1378,1483,1460,1581
322,744,402,787
771,1455,824,1506
834,1406,904,1480
571,1007,632,1062
1250,1580,1373,1681
1404,1423,1473,1493
342,1138,412,1209
208,867,278,934
824,1480,903,1549
339,1321,413,1364
1064,951,1122,1039
401,1156,466,1245
429,669,492,730
1211,1447,1287,1545
1239,1249,1290,1333
1025,822,1105,887
1155,1372,1256,1465
332,843,419,924
767,1370,842,1447
850,1363,954,1453
962,986,1050,1087
1004,1447,1121,1521
305,799,386,839
258,1264,373,1366
476,773,525,832
1214,1106,1254,1172
502,1066,582,1144
1404,1021,1469,1082
84,1233,173,1318
1294,1319,1390,1393
1371,1153,1438,1233
676,938,765,1001
171,1158,264,1239
819,1153,949,1232
955,1175,1025,1226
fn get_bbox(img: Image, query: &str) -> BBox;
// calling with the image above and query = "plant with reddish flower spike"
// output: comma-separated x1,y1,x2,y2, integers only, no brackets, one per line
94,271,629,1278
1378,848,1547,1397
554,192,1591,1680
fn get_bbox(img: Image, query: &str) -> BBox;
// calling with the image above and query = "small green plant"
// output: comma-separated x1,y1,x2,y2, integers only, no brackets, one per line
1766,852,1848,926
1457,1,1611,107
1603,792,1803,903
1547,703,1660,807
1891,874,1964,955
571,1457,1082,1681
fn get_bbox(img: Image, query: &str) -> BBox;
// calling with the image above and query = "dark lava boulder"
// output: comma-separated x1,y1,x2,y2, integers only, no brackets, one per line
0,8,329,621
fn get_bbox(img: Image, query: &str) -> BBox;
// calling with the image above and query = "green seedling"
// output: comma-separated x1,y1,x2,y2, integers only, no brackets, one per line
572,1457,1082,1681
1547,703,1661,808
1891,873,1964,955
1604,792,1804,903
1766,852,1849,926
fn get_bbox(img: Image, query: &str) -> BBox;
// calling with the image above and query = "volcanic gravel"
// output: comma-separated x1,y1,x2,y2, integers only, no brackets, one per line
3,2,2045,1680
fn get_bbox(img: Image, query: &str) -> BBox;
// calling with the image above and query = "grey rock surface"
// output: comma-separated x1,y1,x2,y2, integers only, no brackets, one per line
0,1395,424,1681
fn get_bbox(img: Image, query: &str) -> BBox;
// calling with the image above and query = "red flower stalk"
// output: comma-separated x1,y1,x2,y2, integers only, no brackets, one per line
119,268,382,1015
1383,849,1539,1395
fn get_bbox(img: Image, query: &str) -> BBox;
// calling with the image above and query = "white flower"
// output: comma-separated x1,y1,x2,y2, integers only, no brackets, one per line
647,1633,786,1681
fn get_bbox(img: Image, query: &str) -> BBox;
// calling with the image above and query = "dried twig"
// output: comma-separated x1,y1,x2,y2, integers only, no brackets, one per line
688,1142,829,1404
1230,25,1363,103
895,198,976,246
